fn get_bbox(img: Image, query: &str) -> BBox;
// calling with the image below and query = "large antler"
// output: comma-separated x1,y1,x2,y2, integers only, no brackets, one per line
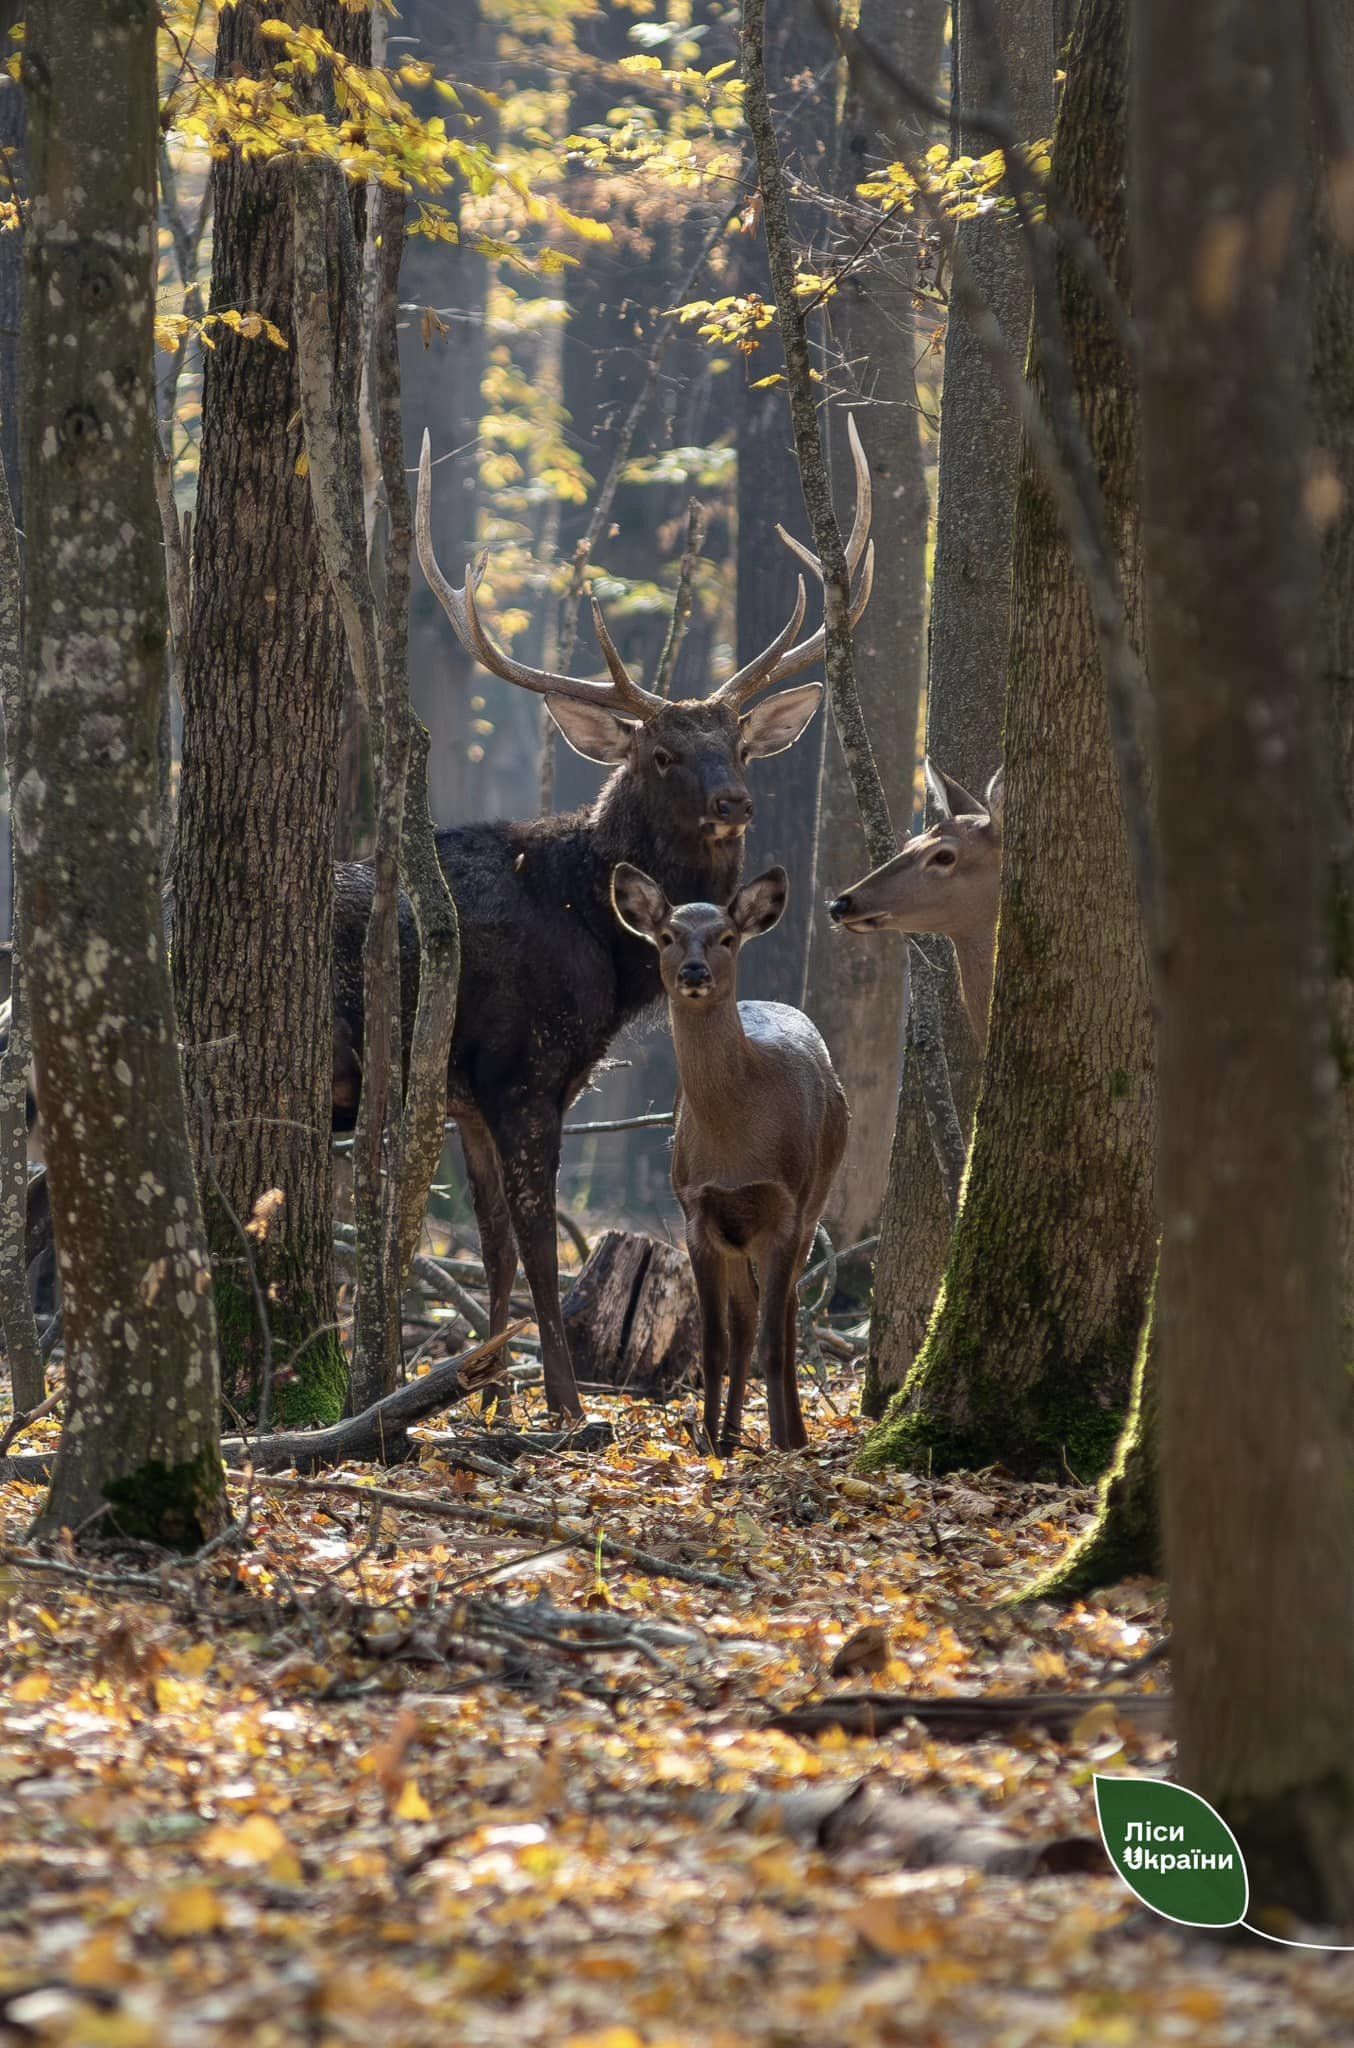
711,412,875,710
416,431,667,720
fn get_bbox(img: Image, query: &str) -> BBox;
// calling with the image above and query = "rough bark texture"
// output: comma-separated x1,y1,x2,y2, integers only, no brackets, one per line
1315,2,1354,1358
21,0,224,1546
173,0,368,1427
862,0,1154,1483
735,1,835,1011
863,0,1060,1416
562,1229,700,1400
807,0,947,1252
0,435,40,1411
1142,0,1354,1925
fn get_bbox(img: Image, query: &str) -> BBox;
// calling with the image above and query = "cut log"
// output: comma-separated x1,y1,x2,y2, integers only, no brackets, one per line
562,1228,700,1399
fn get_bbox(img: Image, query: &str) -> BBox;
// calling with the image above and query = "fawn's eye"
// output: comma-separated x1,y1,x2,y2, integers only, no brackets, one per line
653,747,677,772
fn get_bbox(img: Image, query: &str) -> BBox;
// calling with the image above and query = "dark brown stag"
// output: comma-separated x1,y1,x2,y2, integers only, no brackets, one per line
333,420,874,1418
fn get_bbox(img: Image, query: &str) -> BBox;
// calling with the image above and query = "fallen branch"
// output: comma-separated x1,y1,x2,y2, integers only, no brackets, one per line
245,1470,742,1591
769,1688,1172,1741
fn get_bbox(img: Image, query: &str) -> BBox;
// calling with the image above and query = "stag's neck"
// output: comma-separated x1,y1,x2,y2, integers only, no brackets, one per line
669,995,756,1128
589,771,744,908
952,924,998,1054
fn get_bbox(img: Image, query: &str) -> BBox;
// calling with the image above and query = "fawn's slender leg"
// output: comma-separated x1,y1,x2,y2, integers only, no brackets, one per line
457,1111,515,1334
778,1229,814,1452
688,1234,728,1450
721,1258,757,1453
757,1240,801,1450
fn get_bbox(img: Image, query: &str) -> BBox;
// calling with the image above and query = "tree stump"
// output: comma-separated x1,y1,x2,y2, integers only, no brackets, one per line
563,1229,700,1400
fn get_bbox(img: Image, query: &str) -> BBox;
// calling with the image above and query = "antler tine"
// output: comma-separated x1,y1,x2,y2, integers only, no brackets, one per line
590,596,666,716
713,575,809,708
757,413,875,687
418,431,665,717
709,413,875,706
416,429,471,644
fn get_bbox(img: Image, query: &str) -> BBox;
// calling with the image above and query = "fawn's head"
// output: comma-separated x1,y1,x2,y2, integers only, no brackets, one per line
829,760,1003,942
415,420,875,854
611,864,788,1006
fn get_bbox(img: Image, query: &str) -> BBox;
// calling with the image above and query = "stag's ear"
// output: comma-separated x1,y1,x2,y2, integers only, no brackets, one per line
611,863,671,941
924,757,985,821
546,695,638,765
740,682,823,759
984,765,1004,829
729,865,788,938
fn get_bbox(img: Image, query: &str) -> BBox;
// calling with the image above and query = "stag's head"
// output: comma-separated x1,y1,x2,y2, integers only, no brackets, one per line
829,761,1004,942
415,421,874,854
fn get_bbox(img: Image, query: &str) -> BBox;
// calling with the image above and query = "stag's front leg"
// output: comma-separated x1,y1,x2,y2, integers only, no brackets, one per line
492,1098,584,1421
457,1110,515,1335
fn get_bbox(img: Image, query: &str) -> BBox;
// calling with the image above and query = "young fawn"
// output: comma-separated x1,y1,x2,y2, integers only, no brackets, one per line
611,863,849,1453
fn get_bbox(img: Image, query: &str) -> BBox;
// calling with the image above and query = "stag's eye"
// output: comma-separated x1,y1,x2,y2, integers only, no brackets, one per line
652,746,678,772
928,847,958,869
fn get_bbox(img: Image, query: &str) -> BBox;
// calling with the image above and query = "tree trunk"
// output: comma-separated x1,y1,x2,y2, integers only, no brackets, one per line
1141,0,1354,1924
735,3,835,1012
1315,0,1354,1358
861,0,1154,1483
401,0,492,832
173,1,368,1427
863,0,1061,1414
20,0,224,1547
807,0,947,1253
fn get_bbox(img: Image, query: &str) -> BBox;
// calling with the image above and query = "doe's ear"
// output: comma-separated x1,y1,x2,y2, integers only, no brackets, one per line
729,865,788,938
611,863,671,941
740,682,823,759
984,765,1004,829
924,756,985,822
547,695,638,766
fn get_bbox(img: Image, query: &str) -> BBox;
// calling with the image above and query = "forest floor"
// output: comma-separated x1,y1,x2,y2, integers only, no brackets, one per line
0,1367,1348,2047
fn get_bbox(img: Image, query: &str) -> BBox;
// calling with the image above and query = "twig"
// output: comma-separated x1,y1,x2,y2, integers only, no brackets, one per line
244,1472,742,1592
652,497,709,698
561,1110,674,1136
0,1384,60,1460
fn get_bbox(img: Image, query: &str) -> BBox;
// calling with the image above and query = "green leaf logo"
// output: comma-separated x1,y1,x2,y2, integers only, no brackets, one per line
1094,1776,1248,1928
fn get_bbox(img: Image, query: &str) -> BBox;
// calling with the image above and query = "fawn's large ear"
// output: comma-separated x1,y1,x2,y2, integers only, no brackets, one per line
740,682,823,759
547,695,638,765
611,863,671,941
924,757,985,821
984,765,1004,830
729,865,788,938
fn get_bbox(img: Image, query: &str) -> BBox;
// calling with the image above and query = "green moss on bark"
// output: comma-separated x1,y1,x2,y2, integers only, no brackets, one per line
102,1444,226,1552
1012,1300,1159,1600
213,1267,346,1429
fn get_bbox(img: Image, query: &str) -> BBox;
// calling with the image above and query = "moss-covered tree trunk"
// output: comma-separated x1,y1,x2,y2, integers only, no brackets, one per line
862,0,1060,1416
20,0,224,1547
1141,0,1354,1924
807,0,946,1255
173,1,368,1427
861,0,1154,1483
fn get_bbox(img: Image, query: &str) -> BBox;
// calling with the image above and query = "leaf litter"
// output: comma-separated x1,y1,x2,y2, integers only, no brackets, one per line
0,1369,1349,2047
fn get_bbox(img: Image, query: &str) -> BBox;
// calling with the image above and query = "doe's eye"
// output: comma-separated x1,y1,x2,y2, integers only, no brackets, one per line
657,931,674,948
719,932,737,949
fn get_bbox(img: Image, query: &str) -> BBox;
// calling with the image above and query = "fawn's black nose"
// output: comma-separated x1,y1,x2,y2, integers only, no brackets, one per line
709,790,754,826
677,960,713,989
828,894,851,923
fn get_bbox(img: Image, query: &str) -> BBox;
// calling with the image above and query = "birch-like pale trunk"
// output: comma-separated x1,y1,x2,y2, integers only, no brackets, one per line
21,0,223,1546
